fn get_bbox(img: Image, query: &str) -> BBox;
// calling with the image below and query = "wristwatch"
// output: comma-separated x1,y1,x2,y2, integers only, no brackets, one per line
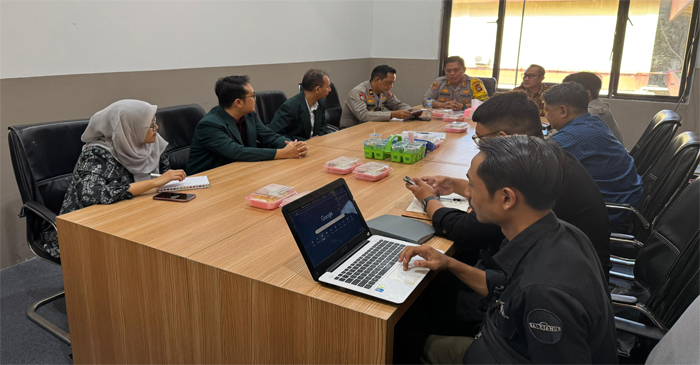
422,196,440,210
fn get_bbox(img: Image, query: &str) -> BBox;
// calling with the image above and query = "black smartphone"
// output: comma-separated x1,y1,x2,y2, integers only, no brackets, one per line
153,192,196,202
403,176,417,186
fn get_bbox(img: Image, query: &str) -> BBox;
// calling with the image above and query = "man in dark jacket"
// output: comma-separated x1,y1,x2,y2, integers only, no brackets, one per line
269,69,330,140
399,136,617,364
186,75,308,175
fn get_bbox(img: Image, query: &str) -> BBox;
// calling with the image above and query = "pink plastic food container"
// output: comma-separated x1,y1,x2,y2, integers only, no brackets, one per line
280,191,312,207
324,156,363,175
443,113,465,123
464,108,476,119
445,122,469,133
431,109,452,119
246,183,297,209
353,162,392,182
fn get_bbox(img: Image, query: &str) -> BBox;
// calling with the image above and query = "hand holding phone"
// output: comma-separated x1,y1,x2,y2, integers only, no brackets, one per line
153,192,196,202
403,176,417,186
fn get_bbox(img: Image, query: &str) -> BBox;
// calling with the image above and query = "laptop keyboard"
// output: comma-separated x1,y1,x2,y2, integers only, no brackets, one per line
333,240,406,289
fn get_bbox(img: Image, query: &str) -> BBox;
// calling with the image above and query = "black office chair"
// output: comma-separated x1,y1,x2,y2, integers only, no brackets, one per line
608,131,700,257
609,178,699,358
615,295,700,364
7,120,91,345
155,104,206,170
324,82,342,132
255,90,287,125
476,77,497,96
629,110,682,176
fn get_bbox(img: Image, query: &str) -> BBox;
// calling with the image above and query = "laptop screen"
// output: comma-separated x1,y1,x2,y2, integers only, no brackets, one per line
287,184,366,267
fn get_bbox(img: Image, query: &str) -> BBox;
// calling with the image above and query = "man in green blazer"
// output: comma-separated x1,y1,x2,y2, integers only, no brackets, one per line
269,69,331,141
186,75,308,175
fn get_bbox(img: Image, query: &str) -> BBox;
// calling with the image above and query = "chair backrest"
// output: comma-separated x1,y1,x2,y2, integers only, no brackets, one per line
8,120,89,263
255,91,287,125
324,82,342,130
645,296,700,365
8,120,89,215
634,178,699,328
633,131,700,239
630,110,682,176
476,77,497,96
155,104,206,171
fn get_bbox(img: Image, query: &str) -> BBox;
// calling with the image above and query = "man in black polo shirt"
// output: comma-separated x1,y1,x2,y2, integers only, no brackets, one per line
409,91,611,277
398,136,616,363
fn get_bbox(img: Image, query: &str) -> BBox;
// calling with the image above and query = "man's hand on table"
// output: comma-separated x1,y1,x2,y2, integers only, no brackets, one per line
398,245,450,272
391,110,411,120
446,100,463,111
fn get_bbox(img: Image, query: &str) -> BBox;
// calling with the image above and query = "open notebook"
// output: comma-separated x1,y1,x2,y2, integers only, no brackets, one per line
156,176,210,192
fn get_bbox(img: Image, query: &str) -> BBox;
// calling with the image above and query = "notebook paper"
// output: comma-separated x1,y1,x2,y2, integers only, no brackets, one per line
157,176,210,192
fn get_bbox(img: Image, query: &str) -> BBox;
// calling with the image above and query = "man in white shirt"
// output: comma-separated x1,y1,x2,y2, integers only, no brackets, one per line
563,72,623,144
269,69,331,141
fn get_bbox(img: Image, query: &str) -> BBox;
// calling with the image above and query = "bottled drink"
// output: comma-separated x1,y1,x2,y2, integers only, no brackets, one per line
426,98,433,108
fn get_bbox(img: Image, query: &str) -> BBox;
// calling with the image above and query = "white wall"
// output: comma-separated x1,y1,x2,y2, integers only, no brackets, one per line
371,0,442,60
0,0,374,79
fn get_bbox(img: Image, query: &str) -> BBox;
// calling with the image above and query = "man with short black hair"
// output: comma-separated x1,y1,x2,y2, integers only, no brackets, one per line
563,72,623,143
543,82,642,232
399,136,617,364
186,75,308,175
269,69,331,141
422,56,489,111
513,64,550,115
339,65,412,128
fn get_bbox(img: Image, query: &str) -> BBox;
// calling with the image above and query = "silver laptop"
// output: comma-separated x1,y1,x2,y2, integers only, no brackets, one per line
282,178,430,304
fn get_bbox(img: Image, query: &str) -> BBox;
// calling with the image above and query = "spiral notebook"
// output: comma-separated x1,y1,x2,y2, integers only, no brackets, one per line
157,176,210,192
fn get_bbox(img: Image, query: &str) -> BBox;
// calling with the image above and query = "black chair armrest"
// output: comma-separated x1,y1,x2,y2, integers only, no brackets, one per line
611,293,638,304
611,294,669,331
327,125,339,133
22,200,57,231
606,203,650,228
615,316,666,341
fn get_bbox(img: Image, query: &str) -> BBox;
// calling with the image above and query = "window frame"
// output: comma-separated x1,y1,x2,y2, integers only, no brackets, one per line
439,0,700,103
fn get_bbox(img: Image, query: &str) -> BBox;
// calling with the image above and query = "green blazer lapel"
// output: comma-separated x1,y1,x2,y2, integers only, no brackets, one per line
297,93,312,138
312,99,326,135
215,106,244,145
245,113,259,147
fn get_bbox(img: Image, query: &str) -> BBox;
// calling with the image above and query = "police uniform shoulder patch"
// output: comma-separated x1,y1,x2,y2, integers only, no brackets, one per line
431,82,438,90
359,92,366,101
527,309,563,344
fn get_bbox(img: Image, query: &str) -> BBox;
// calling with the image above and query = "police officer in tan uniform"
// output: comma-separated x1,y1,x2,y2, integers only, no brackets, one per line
423,56,489,111
340,65,412,129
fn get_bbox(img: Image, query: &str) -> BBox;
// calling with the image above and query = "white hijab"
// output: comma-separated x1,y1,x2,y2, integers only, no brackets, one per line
81,99,168,182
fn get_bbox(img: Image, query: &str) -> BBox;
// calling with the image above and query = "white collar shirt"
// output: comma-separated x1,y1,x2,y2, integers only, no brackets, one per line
307,100,319,137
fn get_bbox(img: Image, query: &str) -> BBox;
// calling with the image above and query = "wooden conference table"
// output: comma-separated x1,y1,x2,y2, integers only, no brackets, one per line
57,117,482,364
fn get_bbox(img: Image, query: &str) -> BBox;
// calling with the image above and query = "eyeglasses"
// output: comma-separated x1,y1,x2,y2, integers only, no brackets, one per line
148,116,157,132
521,73,541,79
243,92,257,99
472,130,502,145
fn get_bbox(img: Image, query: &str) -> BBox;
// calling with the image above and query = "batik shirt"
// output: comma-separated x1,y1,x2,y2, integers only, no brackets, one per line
41,145,169,258
514,83,551,116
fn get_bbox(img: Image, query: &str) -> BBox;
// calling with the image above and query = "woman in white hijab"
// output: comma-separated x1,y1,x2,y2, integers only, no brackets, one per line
43,100,186,258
